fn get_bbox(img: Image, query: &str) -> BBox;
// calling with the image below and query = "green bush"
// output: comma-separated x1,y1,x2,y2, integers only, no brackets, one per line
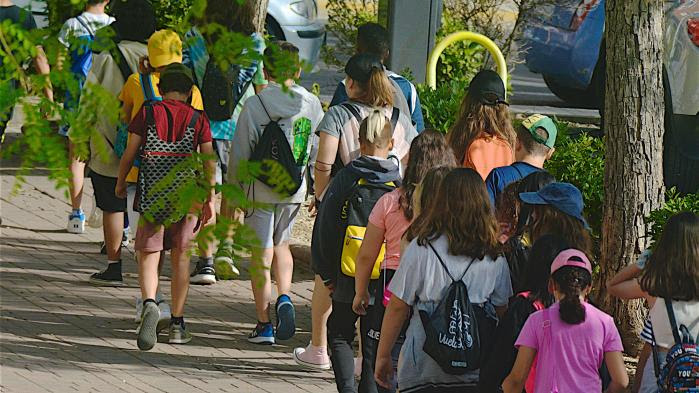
435,12,487,87
544,124,605,236
321,0,489,87
645,190,699,245
321,0,378,67
151,0,196,31
416,80,466,134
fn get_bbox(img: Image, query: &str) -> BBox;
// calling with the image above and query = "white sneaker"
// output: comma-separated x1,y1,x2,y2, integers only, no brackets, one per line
121,226,130,247
67,211,86,234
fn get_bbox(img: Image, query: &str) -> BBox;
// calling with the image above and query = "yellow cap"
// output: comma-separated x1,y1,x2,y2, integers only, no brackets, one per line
147,30,182,69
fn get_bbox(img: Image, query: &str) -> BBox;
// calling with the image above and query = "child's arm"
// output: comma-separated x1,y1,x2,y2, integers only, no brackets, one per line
607,278,646,300
200,141,216,224
314,132,340,200
115,134,142,198
228,104,256,193
352,223,386,315
374,295,410,389
606,263,642,290
502,346,537,393
603,351,629,393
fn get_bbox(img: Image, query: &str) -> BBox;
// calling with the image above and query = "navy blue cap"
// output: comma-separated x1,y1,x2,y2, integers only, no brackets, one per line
519,182,589,228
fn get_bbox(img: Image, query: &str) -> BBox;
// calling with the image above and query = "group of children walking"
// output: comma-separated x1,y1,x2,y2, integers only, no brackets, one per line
6,1,698,391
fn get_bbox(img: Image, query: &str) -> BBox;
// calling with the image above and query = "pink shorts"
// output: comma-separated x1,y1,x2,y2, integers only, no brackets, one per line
135,215,200,252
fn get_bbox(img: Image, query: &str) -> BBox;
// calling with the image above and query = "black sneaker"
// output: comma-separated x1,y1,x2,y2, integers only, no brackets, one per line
190,266,216,285
89,267,124,287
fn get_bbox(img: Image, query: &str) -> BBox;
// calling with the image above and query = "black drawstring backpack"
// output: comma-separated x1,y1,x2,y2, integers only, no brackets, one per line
420,242,481,374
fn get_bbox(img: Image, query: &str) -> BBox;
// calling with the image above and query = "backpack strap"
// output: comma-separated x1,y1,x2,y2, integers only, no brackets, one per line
427,241,475,283
650,319,662,382
113,43,133,83
665,298,683,345
341,102,363,125
186,110,201,130
75,16,95,39
145,103,156,131
390,107,399,132
542,308,559,393
140,73,162,103
258,95,275,123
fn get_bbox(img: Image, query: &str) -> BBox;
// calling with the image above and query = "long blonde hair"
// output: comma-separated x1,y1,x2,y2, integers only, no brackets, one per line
447,93,515,162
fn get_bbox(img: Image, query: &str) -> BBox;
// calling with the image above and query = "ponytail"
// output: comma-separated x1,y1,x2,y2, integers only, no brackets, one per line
356,68,394,108
552,266,591,324
359,109,392,148
138,56,155,74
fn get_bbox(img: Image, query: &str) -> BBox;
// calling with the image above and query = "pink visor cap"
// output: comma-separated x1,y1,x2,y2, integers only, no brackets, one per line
550,249,592,274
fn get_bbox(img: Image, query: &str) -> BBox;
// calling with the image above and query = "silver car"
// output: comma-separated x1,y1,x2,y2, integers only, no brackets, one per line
267,0,326,69
13,0,326,69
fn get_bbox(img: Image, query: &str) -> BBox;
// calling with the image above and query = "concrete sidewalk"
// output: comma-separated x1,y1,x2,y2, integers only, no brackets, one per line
0,140,335,392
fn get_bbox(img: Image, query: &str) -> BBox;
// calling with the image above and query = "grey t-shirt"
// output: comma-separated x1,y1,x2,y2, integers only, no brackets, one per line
389,235,512,390
316,101,417,169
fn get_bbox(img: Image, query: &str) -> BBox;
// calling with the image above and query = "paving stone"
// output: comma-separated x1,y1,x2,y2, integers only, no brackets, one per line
1,169,336,392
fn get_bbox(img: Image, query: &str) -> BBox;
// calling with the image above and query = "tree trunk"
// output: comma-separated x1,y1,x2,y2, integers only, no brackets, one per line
252,0,270,33
597,0,665,354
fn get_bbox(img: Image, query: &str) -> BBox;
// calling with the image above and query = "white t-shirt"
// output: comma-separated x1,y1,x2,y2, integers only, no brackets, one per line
389,235,513,390
649,297,699,349
58,11,114,47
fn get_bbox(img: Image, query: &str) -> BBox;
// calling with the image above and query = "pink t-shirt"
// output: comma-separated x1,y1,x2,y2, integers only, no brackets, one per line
515,302,623,393
368,189,411,270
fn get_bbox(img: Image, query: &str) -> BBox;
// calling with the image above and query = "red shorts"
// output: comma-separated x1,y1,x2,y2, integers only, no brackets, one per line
135,215,200,252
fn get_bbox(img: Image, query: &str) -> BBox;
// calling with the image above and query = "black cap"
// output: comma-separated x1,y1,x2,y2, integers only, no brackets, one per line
344,53,383,84
469,70,508,106
160,62,194,84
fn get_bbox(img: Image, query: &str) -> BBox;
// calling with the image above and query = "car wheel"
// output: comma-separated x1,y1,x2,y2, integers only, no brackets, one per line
543,74,599,109
662,69,699,194
265,16,285,41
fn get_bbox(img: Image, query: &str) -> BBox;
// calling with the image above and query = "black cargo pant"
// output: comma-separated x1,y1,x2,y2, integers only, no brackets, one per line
327,271,404,393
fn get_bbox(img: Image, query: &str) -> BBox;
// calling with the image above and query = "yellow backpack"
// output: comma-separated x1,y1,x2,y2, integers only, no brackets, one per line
339,178,396,279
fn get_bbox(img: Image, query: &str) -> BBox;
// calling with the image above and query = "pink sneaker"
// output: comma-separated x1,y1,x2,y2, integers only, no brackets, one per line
293,343,331,370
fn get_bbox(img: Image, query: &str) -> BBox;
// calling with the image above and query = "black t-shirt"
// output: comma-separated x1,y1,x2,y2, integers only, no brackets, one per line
1,5,37,72
0,5,37,30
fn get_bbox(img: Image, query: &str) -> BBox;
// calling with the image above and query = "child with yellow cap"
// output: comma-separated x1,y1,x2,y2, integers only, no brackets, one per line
116,29,213,331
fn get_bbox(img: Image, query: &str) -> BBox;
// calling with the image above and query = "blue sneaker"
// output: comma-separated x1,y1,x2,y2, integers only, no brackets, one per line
247,322,275,345
275,294,296,340
67,209,86,234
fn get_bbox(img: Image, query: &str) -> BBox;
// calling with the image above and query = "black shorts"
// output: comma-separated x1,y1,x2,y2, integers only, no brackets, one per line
90,172,126,213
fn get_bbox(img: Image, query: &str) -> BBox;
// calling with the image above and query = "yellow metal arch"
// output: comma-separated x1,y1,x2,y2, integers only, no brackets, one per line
426,31,508,90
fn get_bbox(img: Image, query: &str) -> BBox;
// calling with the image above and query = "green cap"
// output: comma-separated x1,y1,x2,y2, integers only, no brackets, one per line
521,114,557,148
160,62,194,84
